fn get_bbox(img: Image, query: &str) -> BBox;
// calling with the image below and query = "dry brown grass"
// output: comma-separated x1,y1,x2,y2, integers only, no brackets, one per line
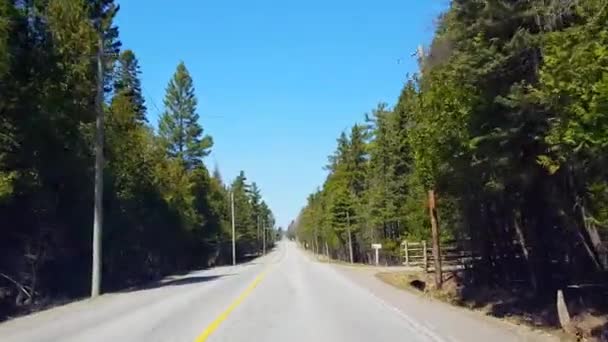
375,271,461,303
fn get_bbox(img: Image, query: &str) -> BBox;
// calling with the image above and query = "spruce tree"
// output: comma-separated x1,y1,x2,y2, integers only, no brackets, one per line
114,50,146,122
158,62,213,168
231,171,255,244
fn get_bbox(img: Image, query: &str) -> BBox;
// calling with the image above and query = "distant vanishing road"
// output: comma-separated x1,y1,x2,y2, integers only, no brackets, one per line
0,241,557,342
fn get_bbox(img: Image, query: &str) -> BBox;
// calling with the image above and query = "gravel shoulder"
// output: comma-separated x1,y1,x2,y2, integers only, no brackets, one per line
326,262,564,342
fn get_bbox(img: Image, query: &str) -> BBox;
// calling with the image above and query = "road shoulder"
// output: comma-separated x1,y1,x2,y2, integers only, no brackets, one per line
327,263,564,342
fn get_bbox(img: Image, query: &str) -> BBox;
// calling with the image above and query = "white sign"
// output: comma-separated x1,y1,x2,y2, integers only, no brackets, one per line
372,243,382,266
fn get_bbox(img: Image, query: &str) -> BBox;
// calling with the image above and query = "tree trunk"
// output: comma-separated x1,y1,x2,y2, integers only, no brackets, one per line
428,189,442,289
579,204,604,270
567,166,603,270
513,209,538,292
347,211,354,264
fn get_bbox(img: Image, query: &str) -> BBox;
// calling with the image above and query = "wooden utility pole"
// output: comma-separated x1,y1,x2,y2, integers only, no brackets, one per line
423,240,428,273
346,211,354,264
428,189,442,289
414,43,441,287
231,191,236,265
91,30,104,298
256,214,260,253
404,241,409,266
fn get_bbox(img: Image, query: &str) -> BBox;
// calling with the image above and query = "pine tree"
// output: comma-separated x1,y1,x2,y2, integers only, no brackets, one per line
89,0,121,91
231,171,255,248
114,50,146,122
0,0,12,78
158,62,213,169
0,0,17,201
346,124,368,199
0,0,277,315
249,182,263,248
366,104,397,242
249,182,262,220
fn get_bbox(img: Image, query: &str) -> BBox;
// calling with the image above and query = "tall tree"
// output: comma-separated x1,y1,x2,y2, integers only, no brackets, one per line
230,171,255,252
113,50,146,122
249,182,263,248
158,62,213,168
0,0,276,319
296,0,608,297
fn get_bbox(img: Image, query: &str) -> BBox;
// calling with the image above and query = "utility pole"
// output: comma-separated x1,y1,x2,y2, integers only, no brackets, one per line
414,43,442,289
256,214,260,254
346,211,353,264
91,28,104,298
231,191,236,266
263,219,266,255
428,189,442,289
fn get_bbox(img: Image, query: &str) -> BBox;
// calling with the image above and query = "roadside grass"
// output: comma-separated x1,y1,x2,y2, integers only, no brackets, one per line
302,250,372,268
375,271,459,305
302,248,404,270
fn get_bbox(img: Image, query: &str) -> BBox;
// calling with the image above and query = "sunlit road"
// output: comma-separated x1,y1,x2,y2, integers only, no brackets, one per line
0,241,556,342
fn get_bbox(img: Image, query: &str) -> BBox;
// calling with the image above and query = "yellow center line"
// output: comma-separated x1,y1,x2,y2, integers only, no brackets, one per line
193,267,270,342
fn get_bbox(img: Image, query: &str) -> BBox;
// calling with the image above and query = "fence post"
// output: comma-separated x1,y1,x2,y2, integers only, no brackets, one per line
423,240,428,273
404,241,409,266
557,289,572,332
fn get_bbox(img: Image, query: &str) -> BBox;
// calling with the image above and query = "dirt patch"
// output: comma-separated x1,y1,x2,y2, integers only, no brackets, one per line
376,272,420,291
568,313,608,341
376,271,608,341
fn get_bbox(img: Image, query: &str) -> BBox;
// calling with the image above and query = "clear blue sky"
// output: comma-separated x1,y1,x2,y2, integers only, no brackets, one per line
115,0,446,228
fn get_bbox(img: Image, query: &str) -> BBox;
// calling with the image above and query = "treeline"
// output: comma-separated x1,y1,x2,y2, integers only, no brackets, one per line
0,0,274,319
292,0,608,292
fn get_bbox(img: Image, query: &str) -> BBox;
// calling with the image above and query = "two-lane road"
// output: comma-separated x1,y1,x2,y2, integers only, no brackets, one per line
0,241,557,341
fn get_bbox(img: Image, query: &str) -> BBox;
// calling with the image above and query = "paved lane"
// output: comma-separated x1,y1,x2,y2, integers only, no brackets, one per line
0,241,555,342
209,241,434,342
0,252,272,342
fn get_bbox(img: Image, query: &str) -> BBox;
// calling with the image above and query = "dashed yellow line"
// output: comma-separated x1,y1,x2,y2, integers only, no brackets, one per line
193,269,269,342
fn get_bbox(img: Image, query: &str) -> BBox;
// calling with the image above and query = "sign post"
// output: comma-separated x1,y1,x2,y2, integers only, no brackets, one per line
371,243,382,266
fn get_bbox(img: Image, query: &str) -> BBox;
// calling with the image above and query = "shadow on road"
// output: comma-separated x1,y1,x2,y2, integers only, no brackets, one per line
117,245,280,294
154,275,230,288
121,274,231,293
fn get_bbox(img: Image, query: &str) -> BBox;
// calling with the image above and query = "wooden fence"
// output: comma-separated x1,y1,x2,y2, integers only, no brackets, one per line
401,240,473,271
401,240,428,270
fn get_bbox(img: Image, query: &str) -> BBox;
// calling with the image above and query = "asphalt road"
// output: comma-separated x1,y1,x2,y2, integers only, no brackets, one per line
0,241,557,342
